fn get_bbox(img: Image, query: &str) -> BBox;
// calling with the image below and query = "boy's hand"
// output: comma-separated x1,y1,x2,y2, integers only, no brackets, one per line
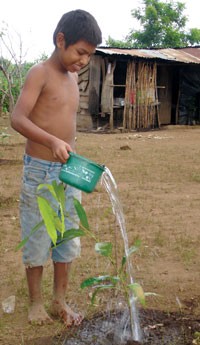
50,137,72,163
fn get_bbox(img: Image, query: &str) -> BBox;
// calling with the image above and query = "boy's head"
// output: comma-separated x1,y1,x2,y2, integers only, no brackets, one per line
53,9,102,48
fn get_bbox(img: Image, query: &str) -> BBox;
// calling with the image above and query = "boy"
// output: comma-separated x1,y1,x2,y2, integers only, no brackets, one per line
11,10,102,326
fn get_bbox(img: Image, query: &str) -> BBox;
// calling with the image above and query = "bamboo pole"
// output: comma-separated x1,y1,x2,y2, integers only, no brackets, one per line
109,61,116,130
123,61,131,129
128,62,133,130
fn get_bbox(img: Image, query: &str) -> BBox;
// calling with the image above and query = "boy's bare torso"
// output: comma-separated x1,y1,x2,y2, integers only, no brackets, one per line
26,62,79,161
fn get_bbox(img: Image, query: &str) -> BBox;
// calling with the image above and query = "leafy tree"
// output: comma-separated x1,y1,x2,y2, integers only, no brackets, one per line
0,55,33,114
106,0,200,48
106,36,131,48
187,28,200,46
0,57,16,114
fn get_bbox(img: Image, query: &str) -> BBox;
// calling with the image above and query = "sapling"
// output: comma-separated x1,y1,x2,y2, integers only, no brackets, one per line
16,180,95,251
16,181,155,336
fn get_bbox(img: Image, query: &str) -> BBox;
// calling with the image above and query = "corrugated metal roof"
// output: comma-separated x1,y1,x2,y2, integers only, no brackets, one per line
96,47,200,64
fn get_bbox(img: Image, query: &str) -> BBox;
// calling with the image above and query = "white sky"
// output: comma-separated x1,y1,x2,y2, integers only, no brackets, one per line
0,0,199,61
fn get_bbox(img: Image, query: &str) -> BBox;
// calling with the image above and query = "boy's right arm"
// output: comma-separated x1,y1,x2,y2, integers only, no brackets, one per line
11,65,71,163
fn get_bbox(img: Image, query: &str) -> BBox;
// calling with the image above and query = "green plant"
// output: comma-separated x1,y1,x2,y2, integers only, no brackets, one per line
191,172,200,183
16,181,155,329
0,129,11,144
193,332,200,345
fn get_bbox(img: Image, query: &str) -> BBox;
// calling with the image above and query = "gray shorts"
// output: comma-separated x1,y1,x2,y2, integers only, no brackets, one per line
20,154,82,267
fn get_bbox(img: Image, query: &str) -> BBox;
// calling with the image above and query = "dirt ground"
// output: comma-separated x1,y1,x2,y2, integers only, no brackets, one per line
0,115,200,345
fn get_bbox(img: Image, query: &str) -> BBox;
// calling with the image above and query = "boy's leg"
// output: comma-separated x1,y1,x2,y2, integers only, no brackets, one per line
51,262,83,326
50,185,83,326
20,155,61,324
26,266,53,325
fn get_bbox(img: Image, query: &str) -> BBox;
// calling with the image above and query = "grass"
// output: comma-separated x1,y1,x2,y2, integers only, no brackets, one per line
191,173,200,183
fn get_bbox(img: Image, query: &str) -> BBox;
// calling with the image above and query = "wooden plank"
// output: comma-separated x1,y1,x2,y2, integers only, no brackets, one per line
88,55,102,115
80,101,89,110
110,84,126,87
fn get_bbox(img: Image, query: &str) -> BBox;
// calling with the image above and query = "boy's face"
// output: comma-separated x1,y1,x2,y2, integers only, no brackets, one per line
56,33,96,72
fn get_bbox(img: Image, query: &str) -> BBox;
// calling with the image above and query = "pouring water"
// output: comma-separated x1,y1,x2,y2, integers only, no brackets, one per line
101,167,142,343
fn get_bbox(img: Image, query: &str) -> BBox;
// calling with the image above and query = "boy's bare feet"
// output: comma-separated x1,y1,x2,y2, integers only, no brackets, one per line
51,300,83,326
28,303,53,325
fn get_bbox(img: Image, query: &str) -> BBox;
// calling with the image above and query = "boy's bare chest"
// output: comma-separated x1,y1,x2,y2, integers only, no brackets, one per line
41,76,79,109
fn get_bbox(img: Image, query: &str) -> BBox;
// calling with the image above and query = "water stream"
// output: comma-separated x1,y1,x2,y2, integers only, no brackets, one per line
101,167,142,343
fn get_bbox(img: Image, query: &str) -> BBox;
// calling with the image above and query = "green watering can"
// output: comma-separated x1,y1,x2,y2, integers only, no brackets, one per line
59,152,105,193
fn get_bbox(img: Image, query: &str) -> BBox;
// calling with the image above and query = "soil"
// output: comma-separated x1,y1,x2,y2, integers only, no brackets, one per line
0,115,200,345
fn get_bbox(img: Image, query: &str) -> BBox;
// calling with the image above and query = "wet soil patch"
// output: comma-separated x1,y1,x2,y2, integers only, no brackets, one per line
28,309,200,345
62,308,199,345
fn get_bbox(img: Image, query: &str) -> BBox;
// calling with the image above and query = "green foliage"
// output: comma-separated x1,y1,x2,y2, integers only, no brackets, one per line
0,130,11,144
194,332,200,344
15,220,44,251
33,53,49,64
81,241,147,307
106,0,200,48
73,197,90,231
187,28,200,46
15,181,94,249
17,181,92,249
16,181,155,313
106,36,131,48
80,275,120,289
0,56,34,112
95,242,113,257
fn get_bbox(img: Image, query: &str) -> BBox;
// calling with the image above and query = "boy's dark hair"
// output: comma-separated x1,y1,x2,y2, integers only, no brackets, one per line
53,9,102,48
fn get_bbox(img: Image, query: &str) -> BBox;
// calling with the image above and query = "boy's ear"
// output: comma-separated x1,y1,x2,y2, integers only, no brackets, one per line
56,32,65,48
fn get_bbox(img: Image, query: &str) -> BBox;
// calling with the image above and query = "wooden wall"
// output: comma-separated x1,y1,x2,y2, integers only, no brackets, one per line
77,55,175,131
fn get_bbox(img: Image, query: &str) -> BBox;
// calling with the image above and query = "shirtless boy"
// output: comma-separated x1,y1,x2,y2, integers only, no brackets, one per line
11,9,102,326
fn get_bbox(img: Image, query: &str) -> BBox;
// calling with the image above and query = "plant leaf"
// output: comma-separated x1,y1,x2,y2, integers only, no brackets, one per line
128,282,146,306
15,220,44,251
37,196,57,245
55,183,66,236
95,242,112,257
90,285,116,305
37,182,64,233
121,240,141,269
121,255,127,268
37,182,58,201
53,214,62,233
52,228,85,248
57,183,66,210
144,292,159,297
80,275,119,289
73,197,90,230
52,181,66,211
127,242,141,257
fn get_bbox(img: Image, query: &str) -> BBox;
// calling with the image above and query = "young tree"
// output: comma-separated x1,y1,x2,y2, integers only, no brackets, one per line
0,23,26,114
0,57,15,114
106,0,200,48
0,23,47,115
